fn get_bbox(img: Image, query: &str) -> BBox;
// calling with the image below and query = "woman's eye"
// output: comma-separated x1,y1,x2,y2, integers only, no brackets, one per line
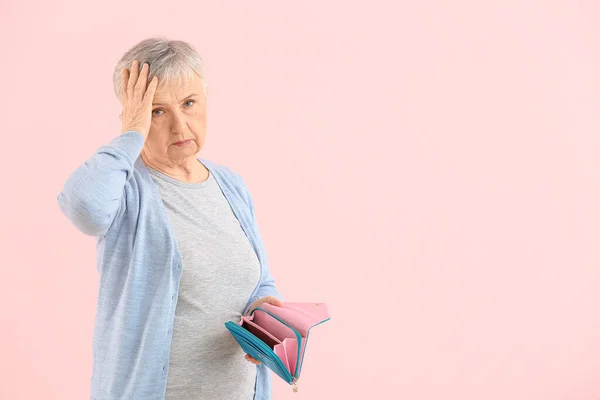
152,101,193,116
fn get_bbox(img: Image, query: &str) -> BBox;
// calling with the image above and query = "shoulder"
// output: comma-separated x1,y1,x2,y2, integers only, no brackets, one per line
199,157,245,186
199,157,252,207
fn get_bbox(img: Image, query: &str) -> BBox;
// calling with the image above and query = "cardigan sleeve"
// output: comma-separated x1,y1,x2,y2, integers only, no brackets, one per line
234,172,283,305
57,130,144,237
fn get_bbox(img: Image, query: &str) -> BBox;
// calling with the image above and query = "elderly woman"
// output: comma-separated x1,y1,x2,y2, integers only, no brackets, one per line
57,37,282,400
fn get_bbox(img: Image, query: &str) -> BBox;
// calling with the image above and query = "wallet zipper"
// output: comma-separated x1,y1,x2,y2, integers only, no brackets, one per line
246,309,303,392
250,307,306,393
252,308,303,375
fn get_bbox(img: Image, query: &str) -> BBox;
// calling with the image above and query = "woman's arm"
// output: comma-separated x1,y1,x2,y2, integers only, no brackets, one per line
237,173,283,305
57,130,144,237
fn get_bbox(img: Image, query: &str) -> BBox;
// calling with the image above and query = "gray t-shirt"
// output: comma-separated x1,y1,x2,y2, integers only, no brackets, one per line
147,165,260,400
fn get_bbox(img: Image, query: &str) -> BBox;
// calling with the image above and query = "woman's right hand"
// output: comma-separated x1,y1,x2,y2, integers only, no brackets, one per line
119,59,159,141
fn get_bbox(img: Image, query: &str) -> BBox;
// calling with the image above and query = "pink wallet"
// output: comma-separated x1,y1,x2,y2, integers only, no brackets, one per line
225,302,331,392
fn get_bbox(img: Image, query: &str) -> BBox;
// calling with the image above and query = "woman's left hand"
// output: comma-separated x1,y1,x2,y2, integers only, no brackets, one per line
244,296,283,365
246,296,282,316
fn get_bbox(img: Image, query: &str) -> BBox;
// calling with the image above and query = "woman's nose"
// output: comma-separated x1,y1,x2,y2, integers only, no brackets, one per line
171,113,189,132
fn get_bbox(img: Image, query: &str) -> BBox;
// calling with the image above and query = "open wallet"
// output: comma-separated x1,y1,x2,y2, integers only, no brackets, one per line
224,302,331,393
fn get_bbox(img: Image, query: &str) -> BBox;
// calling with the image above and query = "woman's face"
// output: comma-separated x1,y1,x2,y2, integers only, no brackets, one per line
144,73,207,163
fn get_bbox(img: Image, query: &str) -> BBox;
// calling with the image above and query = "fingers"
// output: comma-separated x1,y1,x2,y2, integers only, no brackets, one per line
127,60,139,97
245,354,262,365
248,296,282,314
120,59,157,106
134,62,149,99
143,75,159,104
119,68,129,102
265,296,282,307
118,59,156,138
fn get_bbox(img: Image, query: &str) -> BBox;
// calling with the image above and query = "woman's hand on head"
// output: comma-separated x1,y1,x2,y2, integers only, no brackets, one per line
119,59,158,141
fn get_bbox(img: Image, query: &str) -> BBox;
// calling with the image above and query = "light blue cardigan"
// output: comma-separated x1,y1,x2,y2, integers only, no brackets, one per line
57,130,282,400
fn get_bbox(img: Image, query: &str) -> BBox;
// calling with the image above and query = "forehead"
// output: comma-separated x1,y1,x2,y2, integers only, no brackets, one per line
153,74,204,101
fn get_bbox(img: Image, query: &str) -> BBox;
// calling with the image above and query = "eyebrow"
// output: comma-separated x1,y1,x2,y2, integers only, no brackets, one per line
152,93,199,106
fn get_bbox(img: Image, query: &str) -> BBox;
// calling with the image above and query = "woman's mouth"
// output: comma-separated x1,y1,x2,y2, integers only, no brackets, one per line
174,139,192,147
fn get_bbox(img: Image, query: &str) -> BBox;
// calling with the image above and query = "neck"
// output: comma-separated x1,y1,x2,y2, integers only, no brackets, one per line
141,151,208,183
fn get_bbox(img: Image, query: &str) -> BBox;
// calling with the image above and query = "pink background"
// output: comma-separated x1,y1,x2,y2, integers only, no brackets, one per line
1,1,600,399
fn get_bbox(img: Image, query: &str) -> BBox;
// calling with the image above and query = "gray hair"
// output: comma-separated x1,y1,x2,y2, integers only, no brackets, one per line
112,36,206,99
